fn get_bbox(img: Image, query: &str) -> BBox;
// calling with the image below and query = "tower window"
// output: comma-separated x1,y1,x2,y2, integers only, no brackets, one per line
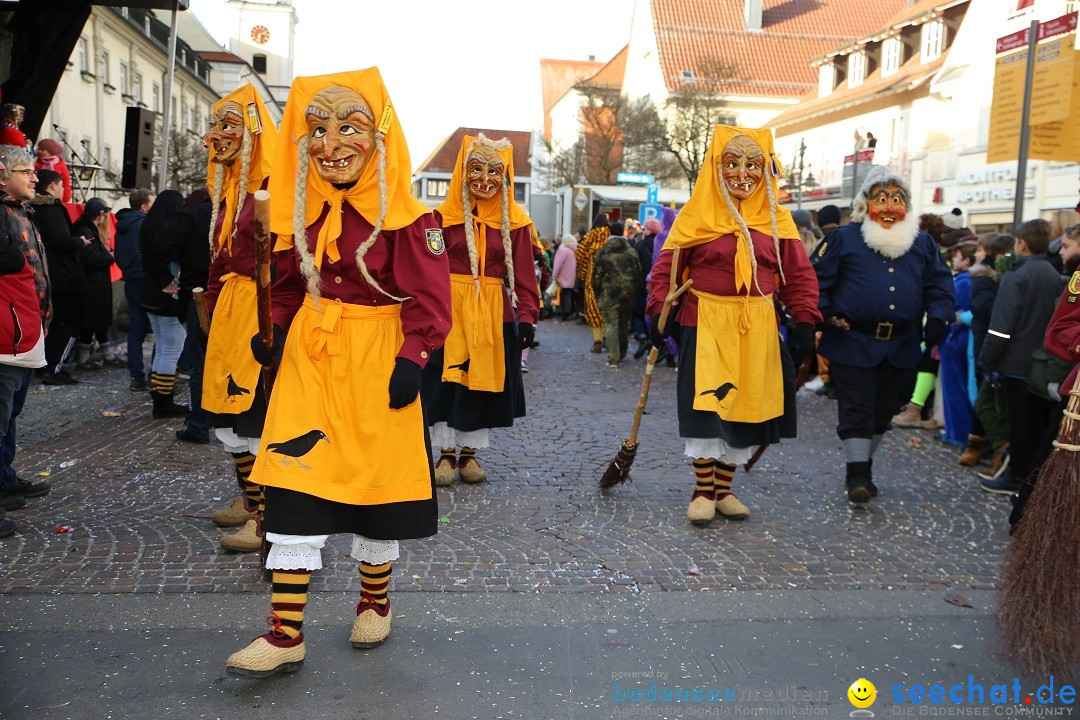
253,54,267,74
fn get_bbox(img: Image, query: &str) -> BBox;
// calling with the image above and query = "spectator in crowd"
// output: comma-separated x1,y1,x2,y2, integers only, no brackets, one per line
939,240,978,448
631,217,660,358
72,198,121,369
156,188,212,443
34,139,72,203
31,168,86,385
114,188,155,390
138,189,188,418
812,204,844,399
0,105,29,149
591,220,642,367
792,209,818,258
964,233,1015,477
817,204,841,238
0,146,52,520
550,231,577,321
919,213,945,248
977,219,1064,495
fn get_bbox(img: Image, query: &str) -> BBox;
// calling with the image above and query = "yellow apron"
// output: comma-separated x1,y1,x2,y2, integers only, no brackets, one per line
253,296,432,506
441,273,506,392
202,274,262,414
692,289,783,423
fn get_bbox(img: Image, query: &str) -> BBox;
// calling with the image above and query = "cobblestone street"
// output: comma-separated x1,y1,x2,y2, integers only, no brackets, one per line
0,318,1011,597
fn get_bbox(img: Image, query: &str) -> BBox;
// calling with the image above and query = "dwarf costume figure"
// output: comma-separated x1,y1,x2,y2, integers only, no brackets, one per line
577,213,611,352
197,85,279,553
648,126,820,527
225,69,451,678
813,165,954,502
419,135,539,486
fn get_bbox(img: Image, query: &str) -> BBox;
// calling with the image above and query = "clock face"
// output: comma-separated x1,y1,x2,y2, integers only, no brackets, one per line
250,25,270,45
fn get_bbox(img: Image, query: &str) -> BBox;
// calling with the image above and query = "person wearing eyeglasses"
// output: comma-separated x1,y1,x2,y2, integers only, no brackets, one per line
0,145,53,529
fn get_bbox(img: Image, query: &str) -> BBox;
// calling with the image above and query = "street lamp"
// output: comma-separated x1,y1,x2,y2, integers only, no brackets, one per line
783,139,818,209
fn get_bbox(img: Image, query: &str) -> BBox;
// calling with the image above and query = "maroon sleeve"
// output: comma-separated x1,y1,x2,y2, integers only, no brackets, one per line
269,247,306,330
647,247,675,318
1045,285,1080,364
536,246,551,289
204,247,227,313
393,216,452,368
779,239,823,325
513,227,541,325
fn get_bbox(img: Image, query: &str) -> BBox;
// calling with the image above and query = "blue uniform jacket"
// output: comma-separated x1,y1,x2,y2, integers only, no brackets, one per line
813,221,955,369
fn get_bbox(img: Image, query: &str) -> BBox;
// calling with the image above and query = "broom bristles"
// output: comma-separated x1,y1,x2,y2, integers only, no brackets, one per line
997,446,1080,676
599,439,638,490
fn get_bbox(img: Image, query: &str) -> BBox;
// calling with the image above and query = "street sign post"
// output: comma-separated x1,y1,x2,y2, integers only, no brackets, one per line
638,203,663,226
616,172,654,185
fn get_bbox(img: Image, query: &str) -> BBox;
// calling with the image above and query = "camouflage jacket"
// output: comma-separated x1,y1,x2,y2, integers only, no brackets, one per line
591,235,642,311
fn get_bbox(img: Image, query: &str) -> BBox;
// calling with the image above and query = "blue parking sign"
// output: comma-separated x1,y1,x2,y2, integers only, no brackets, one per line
646,183,658,204
638,203,663,225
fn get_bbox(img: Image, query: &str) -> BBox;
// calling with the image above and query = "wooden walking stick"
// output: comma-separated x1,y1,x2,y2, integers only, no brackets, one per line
252,189,275,397
191,287,211,335
600,247,692,490
996,369,1080,676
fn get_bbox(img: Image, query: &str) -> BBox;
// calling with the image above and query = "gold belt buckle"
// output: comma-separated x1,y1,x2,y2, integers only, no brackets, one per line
875,321,893,340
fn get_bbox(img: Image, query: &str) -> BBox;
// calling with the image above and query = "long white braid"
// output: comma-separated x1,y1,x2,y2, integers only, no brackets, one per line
719,179,765,298
291,135,322,301
231,127,255,244
354,134,407,302
763,172,786,286
207,162,224,260
500,177,517,305
462,161,480,282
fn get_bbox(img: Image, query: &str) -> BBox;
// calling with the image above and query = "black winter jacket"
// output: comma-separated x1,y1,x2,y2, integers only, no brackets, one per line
978,254,1064,377
113,208,145,282
154,198,212,319
30,194,85,294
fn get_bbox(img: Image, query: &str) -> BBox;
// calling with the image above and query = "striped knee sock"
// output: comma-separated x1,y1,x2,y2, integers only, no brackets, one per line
692,458,715,499
232,452,257,507
150,372,176,395
714,461,737,499
360,561,392,608
268,569,310,639
458,447,476,466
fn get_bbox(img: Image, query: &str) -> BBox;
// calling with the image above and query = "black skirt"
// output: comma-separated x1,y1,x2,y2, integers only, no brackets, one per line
262,416,438,540
420,321,526,432
208,379,268,439
676,326,797,448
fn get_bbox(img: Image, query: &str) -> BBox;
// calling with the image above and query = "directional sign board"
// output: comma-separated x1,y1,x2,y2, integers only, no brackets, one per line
616,172,654,185
646,183,659,204
638,203,663,226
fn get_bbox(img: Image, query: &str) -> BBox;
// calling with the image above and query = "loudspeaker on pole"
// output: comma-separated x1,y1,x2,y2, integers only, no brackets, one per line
121,106,156,189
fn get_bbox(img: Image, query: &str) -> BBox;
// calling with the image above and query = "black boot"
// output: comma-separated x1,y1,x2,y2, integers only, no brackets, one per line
151,391,189,419
866,459,878,498
845,461,872,503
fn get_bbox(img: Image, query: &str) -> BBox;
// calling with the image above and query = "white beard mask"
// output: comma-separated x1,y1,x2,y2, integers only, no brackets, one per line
861,215,919,259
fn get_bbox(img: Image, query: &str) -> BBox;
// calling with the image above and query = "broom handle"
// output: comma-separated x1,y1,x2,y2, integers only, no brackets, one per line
1051,368,1080,451
627,247,692,445
253,189,275,396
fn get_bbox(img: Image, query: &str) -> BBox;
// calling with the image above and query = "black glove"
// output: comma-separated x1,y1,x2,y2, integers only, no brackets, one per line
923,317,946,348
388,358,422,409
649,315,672,348
250,324,283,367
789,322,815,368
518,322,535,350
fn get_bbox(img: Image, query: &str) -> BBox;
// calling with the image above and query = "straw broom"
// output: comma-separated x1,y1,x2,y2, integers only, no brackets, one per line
599,247,692,490
996,370,1080,676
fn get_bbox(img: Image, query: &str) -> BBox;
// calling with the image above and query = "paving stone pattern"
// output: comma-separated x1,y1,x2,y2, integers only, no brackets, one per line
0,321,1010,595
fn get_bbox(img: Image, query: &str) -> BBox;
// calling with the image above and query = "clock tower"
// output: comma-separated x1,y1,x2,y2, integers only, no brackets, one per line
225,0,297,105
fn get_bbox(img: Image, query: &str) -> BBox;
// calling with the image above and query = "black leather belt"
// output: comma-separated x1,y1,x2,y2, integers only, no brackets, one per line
847,319,911,341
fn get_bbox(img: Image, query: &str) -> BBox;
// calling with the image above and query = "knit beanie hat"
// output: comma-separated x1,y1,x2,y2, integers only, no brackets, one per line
37,138,63,157
942,207,964,230
817,204,841,227
791,209,813,230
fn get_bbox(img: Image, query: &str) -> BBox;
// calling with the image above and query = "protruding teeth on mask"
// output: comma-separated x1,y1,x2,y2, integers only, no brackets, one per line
321,158,351,168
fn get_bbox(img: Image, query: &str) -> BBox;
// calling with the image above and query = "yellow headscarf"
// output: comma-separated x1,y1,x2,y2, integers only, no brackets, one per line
436,135,532,232
663,126,798,293
206,84,277,254
268,67,428,268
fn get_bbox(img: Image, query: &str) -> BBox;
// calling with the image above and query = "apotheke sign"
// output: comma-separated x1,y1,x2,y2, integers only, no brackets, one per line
954,165,1036,203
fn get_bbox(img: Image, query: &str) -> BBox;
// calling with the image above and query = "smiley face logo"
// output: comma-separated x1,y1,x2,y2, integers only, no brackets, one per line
848,678,877,709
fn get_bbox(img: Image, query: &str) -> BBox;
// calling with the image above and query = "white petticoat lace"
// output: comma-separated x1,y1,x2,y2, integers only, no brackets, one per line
683,438,752,463
215,427,261,455
350,536,400,565
264,533,329,570
430,422,489,449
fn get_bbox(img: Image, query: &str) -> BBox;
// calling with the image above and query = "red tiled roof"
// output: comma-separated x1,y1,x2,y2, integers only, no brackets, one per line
415,127,533,176
198,50,246,64
816,0,969,60
580,45,628,90
540,58,605,142
651,0,908,97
